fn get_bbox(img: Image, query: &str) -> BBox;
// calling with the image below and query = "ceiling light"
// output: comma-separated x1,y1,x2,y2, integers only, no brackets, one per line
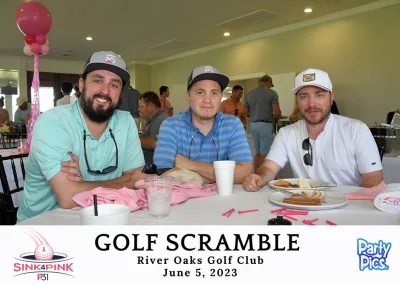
224,32,230,37
304,8,313,13
86,37,93,41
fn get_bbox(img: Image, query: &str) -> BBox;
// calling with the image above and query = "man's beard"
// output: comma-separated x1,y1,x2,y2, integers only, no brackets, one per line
198,115,214,121
193,110,216,121
79,86,121,123
300,107,331,125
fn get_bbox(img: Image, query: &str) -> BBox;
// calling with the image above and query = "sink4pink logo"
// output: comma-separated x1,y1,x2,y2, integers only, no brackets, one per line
13,229,74,280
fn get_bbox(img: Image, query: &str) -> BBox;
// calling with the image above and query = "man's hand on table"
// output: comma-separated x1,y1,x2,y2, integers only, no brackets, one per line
242,174,264,192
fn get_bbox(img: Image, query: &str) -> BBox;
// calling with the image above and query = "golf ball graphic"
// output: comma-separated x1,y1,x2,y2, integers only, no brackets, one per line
34,244,54,260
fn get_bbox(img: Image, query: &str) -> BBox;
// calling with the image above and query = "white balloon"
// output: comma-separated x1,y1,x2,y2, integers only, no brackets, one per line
23,45,33,56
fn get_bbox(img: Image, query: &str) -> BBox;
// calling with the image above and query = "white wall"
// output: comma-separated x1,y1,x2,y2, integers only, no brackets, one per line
270,72,296,117
150,4,400,126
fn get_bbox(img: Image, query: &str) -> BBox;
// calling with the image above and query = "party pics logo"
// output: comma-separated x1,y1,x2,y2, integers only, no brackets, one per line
357,238,391,271
13,229,74,280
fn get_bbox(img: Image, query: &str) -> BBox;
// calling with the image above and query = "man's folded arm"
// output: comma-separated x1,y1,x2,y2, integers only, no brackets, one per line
49,167,140,209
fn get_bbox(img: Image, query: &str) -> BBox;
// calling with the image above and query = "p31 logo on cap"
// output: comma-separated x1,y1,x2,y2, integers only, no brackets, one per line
303,73,315,82
106,54,116,64
205,66,214,73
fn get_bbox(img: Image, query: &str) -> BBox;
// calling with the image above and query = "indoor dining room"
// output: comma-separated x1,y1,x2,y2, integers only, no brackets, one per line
1,0,400,227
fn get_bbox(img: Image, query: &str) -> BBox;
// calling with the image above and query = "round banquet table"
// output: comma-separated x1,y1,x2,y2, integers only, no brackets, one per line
17,184,400,226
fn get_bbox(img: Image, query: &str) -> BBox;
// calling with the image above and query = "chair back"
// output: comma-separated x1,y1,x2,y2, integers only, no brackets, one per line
0,133,27,149
387,111,395,124
0,153,28,225
379,146,385,162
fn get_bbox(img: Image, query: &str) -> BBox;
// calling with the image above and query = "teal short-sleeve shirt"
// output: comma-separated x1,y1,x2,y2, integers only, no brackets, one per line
17,101,144,222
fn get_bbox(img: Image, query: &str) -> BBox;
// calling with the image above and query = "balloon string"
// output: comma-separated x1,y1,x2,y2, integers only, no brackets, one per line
21,54,40,153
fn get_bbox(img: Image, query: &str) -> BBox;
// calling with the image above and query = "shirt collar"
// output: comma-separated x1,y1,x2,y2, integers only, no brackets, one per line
184,107,221,134
73,100,120,140
149,110,165,123
305,113,335,140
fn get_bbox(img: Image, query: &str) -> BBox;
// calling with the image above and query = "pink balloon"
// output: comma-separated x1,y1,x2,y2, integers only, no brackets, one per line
41,44,50,55
23,45,33,56
35,34,47,45
30,43,41,55
24,35,36,45
16,1,52,36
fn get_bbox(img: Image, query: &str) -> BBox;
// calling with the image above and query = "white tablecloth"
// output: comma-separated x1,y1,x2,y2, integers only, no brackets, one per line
17,184,400,226
0,149,19,157
0,149,27,207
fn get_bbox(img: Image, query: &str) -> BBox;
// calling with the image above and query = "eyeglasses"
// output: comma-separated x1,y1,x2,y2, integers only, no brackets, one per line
235,108,239,116
302,138,313,166
188,134,219,162
83,129,118,175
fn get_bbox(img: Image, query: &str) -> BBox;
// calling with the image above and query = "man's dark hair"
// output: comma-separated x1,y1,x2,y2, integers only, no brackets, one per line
73,84,81,98
140,91,161,108
232,85,243,92
159,86,169,95
61,82,73,94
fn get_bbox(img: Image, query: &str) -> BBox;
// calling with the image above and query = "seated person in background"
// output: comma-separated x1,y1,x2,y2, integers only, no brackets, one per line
14,96,31,125
220,85,247,129
138,91,168,164
0,97,10,124
243,68,383,191
154,65,253,184
17,51,145,222
70,84,81,104
56,81,74,106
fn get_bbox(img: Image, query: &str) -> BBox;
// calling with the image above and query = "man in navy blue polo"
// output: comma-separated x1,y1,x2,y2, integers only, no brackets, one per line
154,65,253,184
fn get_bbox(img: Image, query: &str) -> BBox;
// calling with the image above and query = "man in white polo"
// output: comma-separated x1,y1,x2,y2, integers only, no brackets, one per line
242,68,383,191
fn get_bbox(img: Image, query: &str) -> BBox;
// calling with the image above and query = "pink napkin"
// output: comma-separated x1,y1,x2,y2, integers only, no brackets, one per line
344,181,386,200
72,179,217,211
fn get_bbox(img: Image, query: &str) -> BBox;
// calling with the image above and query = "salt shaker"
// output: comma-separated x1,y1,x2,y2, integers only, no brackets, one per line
267,215,292,225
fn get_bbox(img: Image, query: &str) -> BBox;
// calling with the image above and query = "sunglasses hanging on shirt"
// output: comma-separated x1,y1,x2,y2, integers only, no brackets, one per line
302,138,313,166
83,129,118,175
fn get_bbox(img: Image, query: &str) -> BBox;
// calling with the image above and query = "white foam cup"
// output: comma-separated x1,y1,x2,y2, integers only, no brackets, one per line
213,160,236,196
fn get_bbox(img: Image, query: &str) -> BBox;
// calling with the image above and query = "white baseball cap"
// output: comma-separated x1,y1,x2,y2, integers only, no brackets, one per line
291,68,332,95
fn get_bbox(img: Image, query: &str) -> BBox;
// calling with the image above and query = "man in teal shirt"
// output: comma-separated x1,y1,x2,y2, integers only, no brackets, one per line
17,51,145,222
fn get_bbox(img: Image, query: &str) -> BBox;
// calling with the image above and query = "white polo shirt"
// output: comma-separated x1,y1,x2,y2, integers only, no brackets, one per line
267,114,382,186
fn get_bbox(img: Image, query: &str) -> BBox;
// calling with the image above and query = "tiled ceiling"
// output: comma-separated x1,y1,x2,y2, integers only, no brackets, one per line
0,0,390,63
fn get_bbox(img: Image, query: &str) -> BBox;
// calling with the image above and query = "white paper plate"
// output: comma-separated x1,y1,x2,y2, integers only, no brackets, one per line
268,178,335,190
269,189,348,211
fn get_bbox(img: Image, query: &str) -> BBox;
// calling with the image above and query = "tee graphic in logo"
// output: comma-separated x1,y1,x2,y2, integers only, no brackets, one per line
13,229,74,280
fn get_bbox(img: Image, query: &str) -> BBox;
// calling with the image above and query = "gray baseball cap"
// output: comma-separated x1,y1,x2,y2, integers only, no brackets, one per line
260,75,274,87
82,51,130,86
187,65,229,91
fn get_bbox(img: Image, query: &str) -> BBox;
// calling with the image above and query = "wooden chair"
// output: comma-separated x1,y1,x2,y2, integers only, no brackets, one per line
0,153,28,225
